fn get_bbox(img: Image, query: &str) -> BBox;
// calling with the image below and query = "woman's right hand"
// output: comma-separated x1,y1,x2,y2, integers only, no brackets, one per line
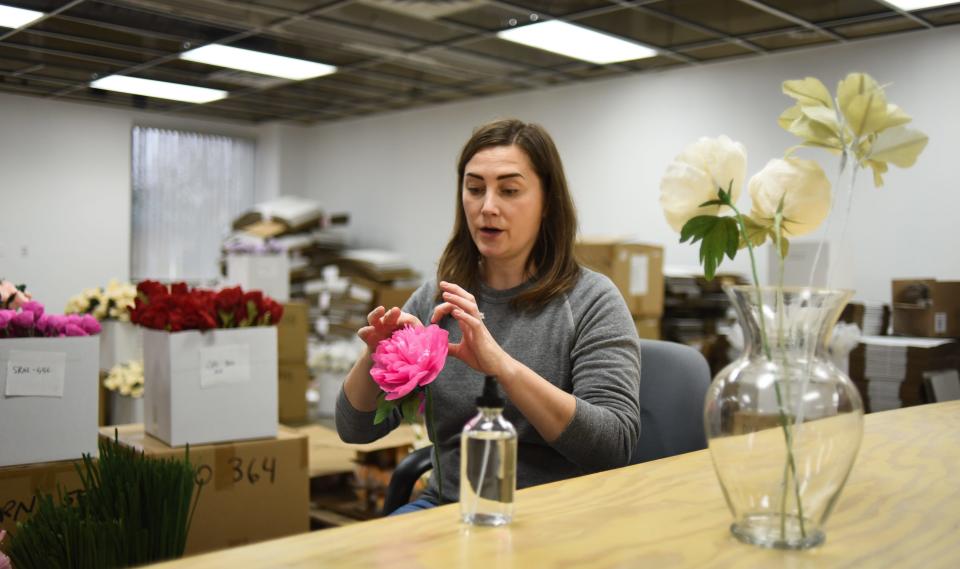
357,306,422,352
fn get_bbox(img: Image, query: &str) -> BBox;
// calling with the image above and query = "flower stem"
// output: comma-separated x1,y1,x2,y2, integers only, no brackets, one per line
729,202,806,540
425,385,442,501
727,203,770,360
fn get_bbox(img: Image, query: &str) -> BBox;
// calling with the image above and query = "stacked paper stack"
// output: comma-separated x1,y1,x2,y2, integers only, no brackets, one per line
849,336,960,412
861,301,889,336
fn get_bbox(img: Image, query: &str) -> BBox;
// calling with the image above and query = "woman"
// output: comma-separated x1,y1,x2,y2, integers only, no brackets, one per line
336,119,641,513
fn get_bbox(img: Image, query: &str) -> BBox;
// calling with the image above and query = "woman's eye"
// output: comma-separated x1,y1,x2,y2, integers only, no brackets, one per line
466,186,484,195
501,188,518,196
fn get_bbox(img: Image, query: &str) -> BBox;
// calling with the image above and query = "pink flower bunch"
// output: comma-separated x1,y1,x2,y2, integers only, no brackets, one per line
0,279,31,310
0,301,102,338
371,324,449,401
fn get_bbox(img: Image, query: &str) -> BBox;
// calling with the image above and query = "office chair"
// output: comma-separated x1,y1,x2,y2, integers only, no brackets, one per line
381,339,712,515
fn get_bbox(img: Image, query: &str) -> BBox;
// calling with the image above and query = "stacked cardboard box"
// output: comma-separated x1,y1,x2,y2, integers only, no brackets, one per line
102,425,308,555
841,301,890,336
0,459,84,536
848,336,960,412
663,272,747,374
892,279,960,338
575,238,664,339
278,302,310,424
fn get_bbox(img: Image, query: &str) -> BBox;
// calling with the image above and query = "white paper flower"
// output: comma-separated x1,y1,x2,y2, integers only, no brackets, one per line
659,136,747,232
103,360,144,398
748,158,831,237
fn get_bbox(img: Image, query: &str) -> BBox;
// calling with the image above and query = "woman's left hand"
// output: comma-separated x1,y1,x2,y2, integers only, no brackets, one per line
431,281,514,378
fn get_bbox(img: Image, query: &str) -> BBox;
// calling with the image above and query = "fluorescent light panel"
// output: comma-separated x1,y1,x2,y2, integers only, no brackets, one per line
0,4,43,28
884,0,957,9
497,20,657,65
90,75,227,104
181,45,336,81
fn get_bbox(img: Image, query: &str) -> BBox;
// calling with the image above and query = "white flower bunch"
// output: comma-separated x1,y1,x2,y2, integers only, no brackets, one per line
103,360,144,398
659,136,831,279
309,338,364,373
658,72,927,282
65,280,137,322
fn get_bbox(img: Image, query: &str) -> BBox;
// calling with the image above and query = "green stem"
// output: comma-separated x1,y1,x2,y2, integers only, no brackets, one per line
425,386,442,501
727,203,771,360
773,216,807,540
730,199,806,541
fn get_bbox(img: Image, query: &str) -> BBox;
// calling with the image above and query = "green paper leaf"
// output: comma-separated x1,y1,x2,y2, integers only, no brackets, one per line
697,199,726,208
400,396,421,424
680,215,740,281
374,394,398,425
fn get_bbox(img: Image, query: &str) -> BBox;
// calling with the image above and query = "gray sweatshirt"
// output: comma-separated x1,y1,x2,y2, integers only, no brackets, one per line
336,267,641,504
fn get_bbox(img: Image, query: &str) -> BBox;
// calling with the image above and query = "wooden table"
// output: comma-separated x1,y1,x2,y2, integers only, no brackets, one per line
152,401,960,569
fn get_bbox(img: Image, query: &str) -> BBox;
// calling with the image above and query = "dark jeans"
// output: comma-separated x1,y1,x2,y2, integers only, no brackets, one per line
389,497,438,516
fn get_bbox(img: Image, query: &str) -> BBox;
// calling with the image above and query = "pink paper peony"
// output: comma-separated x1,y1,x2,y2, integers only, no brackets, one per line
11,310,35,329
64,323,86,337
79,314,102,335
370,324,449,401
21,300,44,316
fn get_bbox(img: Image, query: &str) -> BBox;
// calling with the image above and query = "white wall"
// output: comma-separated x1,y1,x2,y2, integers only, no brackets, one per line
0,93,263,312
300,28,960,303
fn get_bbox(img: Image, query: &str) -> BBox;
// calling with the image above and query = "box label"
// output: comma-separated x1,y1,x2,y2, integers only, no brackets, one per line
629,254,649,296
4,350,66,397
200,345,251,388
934,312,947,334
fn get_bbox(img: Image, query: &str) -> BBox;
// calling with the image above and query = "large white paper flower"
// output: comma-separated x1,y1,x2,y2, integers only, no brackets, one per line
659,136,747,232
748,158,831,237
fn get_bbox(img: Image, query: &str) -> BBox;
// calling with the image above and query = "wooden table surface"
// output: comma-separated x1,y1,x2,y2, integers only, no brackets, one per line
152,401,960,569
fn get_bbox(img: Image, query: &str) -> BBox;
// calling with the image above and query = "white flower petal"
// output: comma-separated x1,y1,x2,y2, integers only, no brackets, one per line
748,158,831,237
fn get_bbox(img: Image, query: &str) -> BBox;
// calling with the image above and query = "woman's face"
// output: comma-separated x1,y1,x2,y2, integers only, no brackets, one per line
462,144,545,269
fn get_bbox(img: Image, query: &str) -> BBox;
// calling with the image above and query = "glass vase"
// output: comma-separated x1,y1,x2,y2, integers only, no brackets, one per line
705,285,864,549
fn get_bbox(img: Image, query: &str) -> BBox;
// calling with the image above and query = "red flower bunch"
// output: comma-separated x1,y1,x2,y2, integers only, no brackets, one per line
130,281,284,332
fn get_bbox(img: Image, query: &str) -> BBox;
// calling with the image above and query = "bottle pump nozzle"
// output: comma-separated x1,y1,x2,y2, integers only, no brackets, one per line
476,375,504,408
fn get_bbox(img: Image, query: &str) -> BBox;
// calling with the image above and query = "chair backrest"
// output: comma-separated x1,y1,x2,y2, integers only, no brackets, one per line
631,339,712,464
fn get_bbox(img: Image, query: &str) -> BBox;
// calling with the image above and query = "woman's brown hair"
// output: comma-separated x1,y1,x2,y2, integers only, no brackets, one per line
436,119,580,312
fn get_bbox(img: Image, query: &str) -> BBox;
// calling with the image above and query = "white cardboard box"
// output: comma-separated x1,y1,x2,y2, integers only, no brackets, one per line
0,336,99,467
99,320,143,371
226,254,290,303
143,327,278,446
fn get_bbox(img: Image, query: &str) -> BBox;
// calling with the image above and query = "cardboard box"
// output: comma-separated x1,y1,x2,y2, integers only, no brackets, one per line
278,363,308,424
892,279,960,338
375,284,418,311
576,239,664,317
226,253,291,303
143,327,278,447
0,337,100,467
0,459,85,535
634,317,661,340
278,301,309,363
99,320,143,371
101,424,309,555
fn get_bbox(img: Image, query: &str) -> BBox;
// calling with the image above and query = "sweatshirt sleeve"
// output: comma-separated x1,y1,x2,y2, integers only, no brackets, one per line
334,281,436,444
550,274,642,472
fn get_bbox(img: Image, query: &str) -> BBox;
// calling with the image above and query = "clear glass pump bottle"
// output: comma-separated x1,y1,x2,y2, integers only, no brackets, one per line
460,375,517,526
